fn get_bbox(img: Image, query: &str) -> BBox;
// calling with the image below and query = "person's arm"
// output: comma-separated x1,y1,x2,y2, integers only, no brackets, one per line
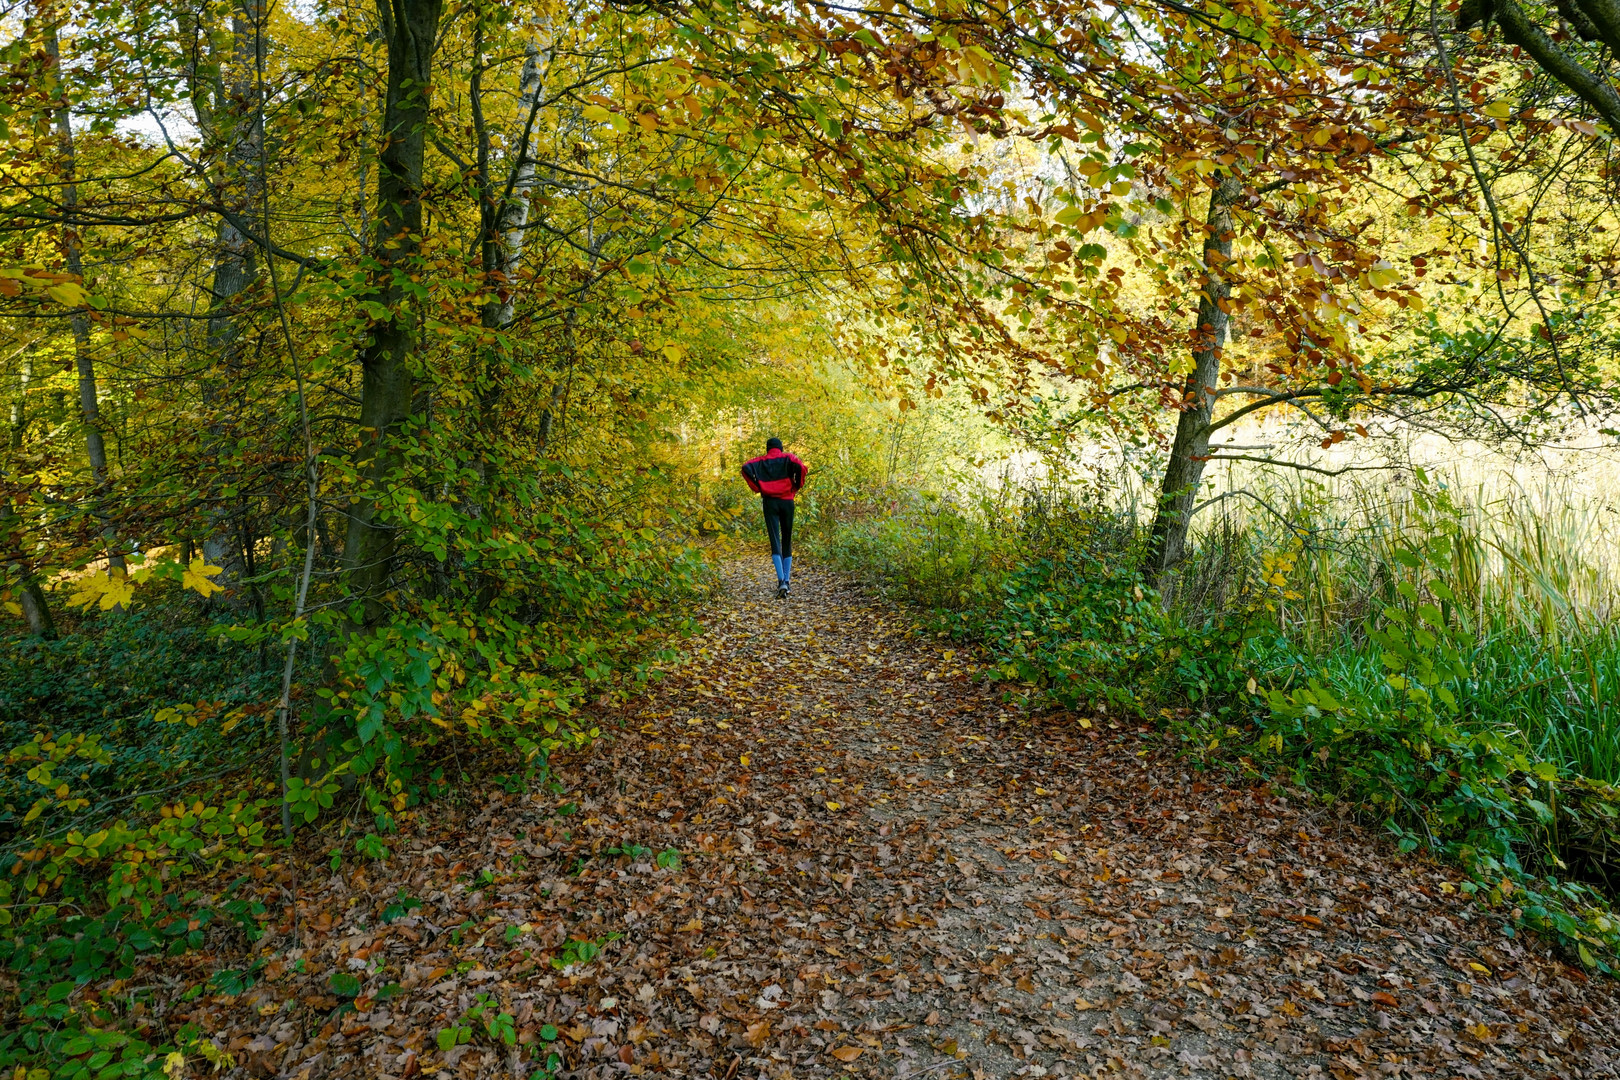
792,455,808,492
740,459,762,494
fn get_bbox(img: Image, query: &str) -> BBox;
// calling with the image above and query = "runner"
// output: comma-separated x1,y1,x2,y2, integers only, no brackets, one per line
740,437,808,598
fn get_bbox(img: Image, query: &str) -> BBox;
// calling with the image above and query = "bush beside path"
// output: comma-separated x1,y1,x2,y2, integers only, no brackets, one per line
162,559,1618,1079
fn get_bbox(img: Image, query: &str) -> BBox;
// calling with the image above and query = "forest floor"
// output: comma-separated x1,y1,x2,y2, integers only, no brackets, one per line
172,558,1620,1080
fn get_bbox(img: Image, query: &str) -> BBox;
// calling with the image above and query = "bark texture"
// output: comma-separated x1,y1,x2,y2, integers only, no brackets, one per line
1144,173,1242,590
1458,0,1620,132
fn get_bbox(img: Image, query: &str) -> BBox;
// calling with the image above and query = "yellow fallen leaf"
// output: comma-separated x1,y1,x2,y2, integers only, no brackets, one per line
740,754,750,766
825,801,841,811
1050,851,1067,862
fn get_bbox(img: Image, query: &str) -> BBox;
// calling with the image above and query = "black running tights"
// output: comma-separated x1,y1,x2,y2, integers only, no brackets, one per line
762,496,794,557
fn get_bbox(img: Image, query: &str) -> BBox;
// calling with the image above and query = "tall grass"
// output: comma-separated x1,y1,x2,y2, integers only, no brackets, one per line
1175,470,1620,782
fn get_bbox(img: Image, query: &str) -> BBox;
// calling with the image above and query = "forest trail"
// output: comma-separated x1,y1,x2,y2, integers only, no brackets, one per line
204,559,1619,1080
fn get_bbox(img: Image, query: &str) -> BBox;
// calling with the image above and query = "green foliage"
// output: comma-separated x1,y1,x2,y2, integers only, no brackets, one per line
1249,530,1620,968
551,933,622,970
602,842,653,861
328,971,362,999
822,484,1253,718
381,892,423,923
209,959,265,996
530,1023,564,1080
0,875,268,1076
438,993,516,1051
0,608,297,839
818,487,1014,616
985,552,1164,714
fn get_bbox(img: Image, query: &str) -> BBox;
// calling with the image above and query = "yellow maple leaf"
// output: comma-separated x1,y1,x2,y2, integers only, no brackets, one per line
70,568,134,610
182,557,226,597
67,575,106,609
99,571,135,610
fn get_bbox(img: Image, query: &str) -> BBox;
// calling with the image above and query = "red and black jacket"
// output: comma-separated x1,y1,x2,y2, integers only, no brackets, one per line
741,448,808,500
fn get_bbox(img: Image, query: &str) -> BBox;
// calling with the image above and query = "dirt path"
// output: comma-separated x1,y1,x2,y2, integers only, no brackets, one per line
199,559,1620,1079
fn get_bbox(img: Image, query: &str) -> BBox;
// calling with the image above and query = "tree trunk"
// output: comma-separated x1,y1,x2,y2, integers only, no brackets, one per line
10,347,33,452
486,42,544,335
340,0,446,627
200,0,268,594
4,349,53,637
1144,173,1242,591
43,10,124,575
472,30,546,460
1,491,55,638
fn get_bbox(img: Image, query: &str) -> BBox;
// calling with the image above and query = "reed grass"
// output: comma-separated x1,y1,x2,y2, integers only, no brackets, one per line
1180,466,1620,783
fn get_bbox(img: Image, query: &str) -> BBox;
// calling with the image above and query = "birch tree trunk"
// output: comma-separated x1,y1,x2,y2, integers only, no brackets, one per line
1144,173,1242,592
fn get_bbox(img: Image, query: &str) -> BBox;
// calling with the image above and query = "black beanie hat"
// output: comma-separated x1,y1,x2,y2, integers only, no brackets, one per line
766,437,783,451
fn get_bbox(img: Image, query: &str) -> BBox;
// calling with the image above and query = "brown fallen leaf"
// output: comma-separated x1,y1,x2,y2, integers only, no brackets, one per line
1015,975,1036,992
830,1046,863,1062
744,1019,772,1048
1371,991,1398,1007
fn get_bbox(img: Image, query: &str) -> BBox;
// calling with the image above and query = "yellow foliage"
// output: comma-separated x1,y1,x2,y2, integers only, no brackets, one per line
182,558,227,597
68,568,135,611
